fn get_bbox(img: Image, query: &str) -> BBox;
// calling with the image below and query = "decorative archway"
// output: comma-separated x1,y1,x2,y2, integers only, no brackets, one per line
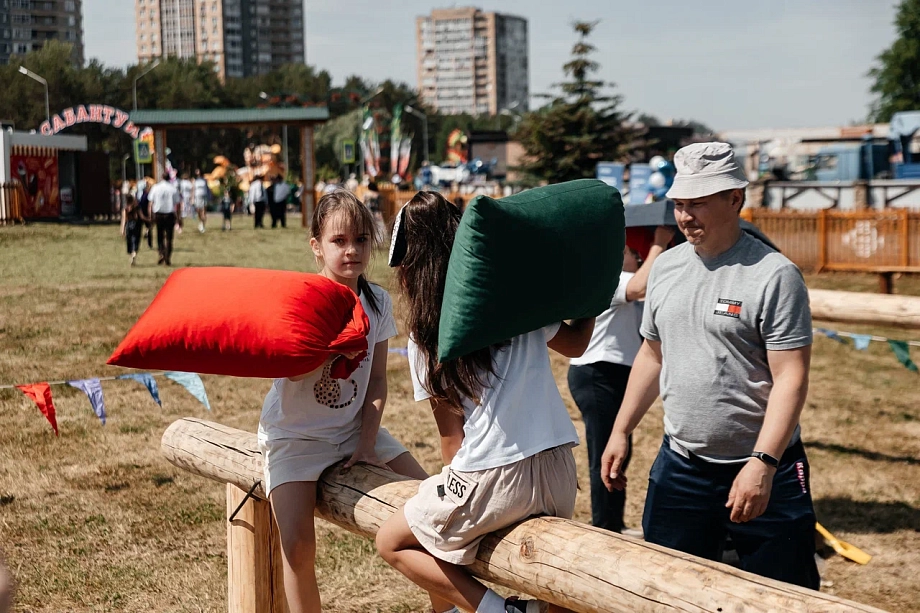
40,105,141,139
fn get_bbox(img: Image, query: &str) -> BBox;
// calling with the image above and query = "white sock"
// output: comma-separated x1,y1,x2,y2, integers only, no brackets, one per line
476,588,506,613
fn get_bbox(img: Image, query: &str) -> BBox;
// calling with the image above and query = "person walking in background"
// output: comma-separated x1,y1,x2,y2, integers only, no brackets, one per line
193,169,210,233
567,225,674,535
137,180,154,250
120,194,149,267
220,187,234,232
147,172,180,266
363,181,385,241
601,142,819,589
178,173,194,229
248,176,267,228
271,175,291,229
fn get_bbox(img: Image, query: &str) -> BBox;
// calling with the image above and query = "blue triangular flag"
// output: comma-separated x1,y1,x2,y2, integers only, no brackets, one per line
117,373,162,406
851,334,872,351
816,328,848,345
67,378,106,425
164,372,211,410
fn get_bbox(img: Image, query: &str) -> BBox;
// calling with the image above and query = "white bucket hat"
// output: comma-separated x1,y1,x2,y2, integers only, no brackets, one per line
666,142,749,200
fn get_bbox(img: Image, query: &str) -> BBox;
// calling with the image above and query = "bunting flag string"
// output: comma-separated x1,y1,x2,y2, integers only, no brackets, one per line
814,328,919,373
164,372,211,410
116,373,162,406
16,383,59,436
67,379,106,425
2,371,210,435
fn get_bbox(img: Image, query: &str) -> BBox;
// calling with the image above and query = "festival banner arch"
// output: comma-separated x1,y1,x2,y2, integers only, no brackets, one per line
40,105,141,139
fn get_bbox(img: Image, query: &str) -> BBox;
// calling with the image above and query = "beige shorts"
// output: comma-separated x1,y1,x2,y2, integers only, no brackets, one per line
403,444,577,565
260,427,408,495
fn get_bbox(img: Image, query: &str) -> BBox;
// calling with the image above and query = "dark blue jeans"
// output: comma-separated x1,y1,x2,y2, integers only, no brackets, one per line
643,436,820,589
567,362,632,532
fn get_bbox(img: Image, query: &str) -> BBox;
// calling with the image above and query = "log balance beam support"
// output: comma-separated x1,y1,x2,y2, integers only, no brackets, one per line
808,289,920,329
161,418,887,613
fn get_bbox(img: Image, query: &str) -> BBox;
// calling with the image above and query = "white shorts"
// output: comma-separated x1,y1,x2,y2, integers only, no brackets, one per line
403,444,577,565
260,427,408,495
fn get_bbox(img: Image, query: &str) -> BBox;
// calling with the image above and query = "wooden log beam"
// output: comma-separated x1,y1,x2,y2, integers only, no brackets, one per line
809,288,920,329
161,418,887,613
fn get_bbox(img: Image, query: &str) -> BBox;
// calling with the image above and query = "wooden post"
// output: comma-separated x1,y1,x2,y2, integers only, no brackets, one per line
153,128,167,181
878,272,894,295
163,419,889,613
817,208,828,273
300,125,315,228
227,484,288,613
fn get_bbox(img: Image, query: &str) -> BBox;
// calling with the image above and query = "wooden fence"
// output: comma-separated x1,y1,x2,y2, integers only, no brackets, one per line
0,183,24,226
741,208,920,277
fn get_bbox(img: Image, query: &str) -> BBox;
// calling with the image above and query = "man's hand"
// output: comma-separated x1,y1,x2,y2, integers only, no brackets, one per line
343,441,390,470
726,459,775,523
600,430,630,492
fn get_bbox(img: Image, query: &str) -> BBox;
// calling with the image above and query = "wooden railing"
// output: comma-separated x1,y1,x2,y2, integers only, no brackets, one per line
742,208,920,276
0,183,24,226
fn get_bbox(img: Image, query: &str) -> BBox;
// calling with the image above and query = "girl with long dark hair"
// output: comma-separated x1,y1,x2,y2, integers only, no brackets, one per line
376,191,595,613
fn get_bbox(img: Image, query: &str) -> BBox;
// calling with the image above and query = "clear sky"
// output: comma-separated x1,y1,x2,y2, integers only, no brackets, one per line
85,0,899,131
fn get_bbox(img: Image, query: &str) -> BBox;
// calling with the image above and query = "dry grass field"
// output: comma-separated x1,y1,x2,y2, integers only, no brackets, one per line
0,218,918,612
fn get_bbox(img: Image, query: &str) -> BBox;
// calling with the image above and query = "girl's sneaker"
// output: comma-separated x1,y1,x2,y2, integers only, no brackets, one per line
505,598,548,613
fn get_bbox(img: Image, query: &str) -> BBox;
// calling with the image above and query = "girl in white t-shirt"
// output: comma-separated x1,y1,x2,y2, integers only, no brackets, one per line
376,191,595,613
258,189,429,613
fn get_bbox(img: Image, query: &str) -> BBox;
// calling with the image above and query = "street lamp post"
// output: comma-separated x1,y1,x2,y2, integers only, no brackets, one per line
133,58,161,112
404,104,429,164
17,66,49,125
122,153,130,184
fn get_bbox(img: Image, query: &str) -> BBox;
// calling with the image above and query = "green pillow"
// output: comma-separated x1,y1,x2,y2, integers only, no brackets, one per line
438,179,625,362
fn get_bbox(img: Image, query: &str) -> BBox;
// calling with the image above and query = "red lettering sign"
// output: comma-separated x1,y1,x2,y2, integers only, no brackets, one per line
89,105,103,122
62,108,76,127
76,105,90,123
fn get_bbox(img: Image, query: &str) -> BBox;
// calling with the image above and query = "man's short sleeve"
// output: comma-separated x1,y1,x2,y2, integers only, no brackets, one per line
761,264,812,351
639,267,660,342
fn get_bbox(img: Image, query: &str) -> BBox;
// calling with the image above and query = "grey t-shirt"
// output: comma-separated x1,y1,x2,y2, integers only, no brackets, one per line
641,232,812,463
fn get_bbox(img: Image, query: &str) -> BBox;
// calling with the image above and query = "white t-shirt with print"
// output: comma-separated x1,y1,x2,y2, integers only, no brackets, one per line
570,271,643,367
258,284,398,445
408,325,579,472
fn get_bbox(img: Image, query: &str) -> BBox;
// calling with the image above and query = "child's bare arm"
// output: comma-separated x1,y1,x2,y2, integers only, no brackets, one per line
430,398,464,465
547,318,596,358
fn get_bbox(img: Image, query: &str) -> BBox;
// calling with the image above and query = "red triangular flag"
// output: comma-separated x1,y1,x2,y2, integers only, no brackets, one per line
16,382,58,436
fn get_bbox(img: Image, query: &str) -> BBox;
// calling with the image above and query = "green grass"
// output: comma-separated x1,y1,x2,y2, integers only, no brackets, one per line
0,218,919,612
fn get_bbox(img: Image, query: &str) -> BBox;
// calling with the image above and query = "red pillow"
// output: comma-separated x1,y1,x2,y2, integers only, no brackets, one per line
108,268,369,379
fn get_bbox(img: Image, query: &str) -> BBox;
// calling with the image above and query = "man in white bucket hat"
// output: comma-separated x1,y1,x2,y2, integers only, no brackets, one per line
601,142,819,588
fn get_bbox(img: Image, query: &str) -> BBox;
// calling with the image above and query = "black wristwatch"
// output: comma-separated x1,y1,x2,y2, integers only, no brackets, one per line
750,451,779,468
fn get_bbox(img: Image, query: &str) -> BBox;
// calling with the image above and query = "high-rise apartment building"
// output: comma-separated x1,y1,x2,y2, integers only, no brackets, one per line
0,0,84,66
417,7,528,116
136,0,305,80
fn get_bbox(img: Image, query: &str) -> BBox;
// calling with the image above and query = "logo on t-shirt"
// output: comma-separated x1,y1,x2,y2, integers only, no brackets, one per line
714,298,742,319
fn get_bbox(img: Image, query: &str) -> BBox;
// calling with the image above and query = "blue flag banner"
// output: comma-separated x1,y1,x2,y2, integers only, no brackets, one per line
816,328,848,345
851,334,872,351
164,372,211,410
117,373,162,406
67,378,106,425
